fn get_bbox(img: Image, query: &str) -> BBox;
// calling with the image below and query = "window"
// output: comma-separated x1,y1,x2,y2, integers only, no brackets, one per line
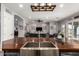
73,22,79,38
66,21,79,40
67,23,74,39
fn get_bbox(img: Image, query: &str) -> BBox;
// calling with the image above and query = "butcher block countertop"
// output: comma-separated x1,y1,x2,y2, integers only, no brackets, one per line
2,37,79,52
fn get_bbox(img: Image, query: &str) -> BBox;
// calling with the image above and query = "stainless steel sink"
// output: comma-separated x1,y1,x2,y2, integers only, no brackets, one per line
20,42,59,56
24,42,55,47
24,42,39,47
40,42,55,47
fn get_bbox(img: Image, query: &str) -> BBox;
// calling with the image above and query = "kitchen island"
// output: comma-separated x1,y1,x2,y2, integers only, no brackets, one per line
2,37,79,56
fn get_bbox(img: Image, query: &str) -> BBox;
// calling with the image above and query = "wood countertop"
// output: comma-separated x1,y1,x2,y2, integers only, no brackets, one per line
2,37,79,52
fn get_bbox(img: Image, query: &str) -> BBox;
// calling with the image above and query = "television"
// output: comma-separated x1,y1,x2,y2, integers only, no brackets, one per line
36,27,42,31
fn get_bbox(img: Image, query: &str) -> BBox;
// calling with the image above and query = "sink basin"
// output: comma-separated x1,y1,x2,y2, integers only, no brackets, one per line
40,42,55,47
24,42,55,48
24,42,39,47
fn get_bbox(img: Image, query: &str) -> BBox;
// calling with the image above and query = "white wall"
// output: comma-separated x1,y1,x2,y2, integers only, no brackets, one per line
25,21,49,34
0,4,1,48
4,10,14,41
25,21,58,34
1,4,14,41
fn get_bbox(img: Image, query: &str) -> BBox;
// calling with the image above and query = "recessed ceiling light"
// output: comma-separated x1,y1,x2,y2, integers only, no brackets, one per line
19,4,23,8
59,4,64,8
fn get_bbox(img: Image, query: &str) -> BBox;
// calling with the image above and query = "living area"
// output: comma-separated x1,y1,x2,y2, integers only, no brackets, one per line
1,3,79,56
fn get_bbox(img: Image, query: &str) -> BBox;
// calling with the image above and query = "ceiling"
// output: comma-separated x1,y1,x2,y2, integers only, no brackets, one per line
4,3,79,22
